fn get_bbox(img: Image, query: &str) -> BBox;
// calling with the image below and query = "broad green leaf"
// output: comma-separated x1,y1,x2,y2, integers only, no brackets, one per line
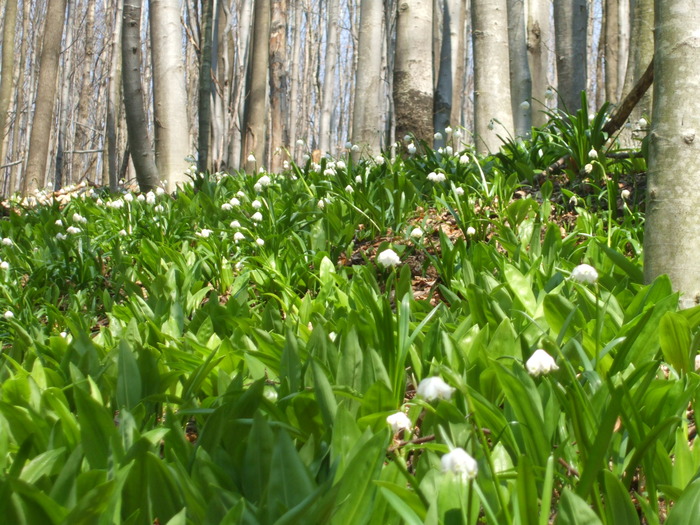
666,478,700,525
602,470,637,524
117,339,142,410
556,488,602,525
659,312,692,374
73,387,123,469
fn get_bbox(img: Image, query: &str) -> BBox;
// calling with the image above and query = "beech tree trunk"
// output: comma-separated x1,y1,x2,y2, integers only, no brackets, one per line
351,0,384,156
508,0,532,137
434,0,465,142
197,0,214,174
319,0,340,156
122,0,159,191
106,0,123,192
150,0,190,188
553,0,587,112
622,0,653,123
72,0,96,183
393,0,434,148
527,0,550,127
644,0,700,309
23,0,68,195
242,0,270,172
0,0,18,188
472,0,514,153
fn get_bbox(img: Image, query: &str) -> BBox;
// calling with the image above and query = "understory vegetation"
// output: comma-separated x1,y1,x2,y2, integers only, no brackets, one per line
1,107,698,524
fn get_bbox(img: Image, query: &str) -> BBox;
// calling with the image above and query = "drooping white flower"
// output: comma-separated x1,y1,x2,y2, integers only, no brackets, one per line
253,183,263,192
137,194,146,202
1,238,13,246
410,227,423,240
621,189,630,200
466,226,476,236
236,191,246,198
427,172,446,183
345,185,354,193
317,199,325,209
252,199,262,209
441,448,478,481
351,144,360,152
445,146,453,156
56,233,67,240
55,219,63,226
445,126,453,134
584,163,593,174
155,187,165,196
571,263,598,284
459,155,469,166
297,139,306,146
123,192,134,202
146,191,156,205
323,168,336,177
0,261,9,270
355,175,362,183
247,154,256,163
375,155,385,165
72,213,87,224
196,229,213,238
454,187,465,196
453,129,463,139
434,132,443,141
376,248,401,268
255,238,265,246
638,117,648,128
230,197,240,206
4,310,14,319
154,205,164,213
417,376,455,401
230,220,241,229
386,412,412,434
118,229,128,237
257,174,272,187
251,211,263,222
328,331,337,342
221,203,233,211
519,100,530,111
588,148,598,159
234,232,245,242
66,226,82,235
336,160,346,169
407,143,417,155
526,349,559,377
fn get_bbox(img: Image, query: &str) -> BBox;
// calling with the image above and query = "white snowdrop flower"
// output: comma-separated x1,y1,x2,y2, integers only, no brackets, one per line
196,228,213,238
327,161,336,170
621,189,631,200
234,232,245,242
355,175,362,183
312,163,322,173
407,143,417,155
545,88,555,100
258,167,265,174
445,146,453,156
588,148,598,159
588,113,595,123
252,199,262,209
72,213,87,224
0,261,9,270
146,191,156,204
466,226,476,236
571,263,598,284
519,100,530,111
441,448,478,481
459,155,469,165
154,205,164,213
638,117,648,128
487,120,495,130
696,354,700,371
221,203,233,211
427,172,439,182
438,148,444,154
297,139,306,146
375,155,385,165
123,192,134,202
156,187,165,196
453,129,463,139
118,229,128,237
526,349,559,377
253,183,263,192
445,126,453,134
386,412,412,434
329,331,337,342
56,233,67,240
251,211,263,222
66,226,81,235
1,238,13,246
336,160,346,169
317,199,325,209
247,154,256,163
416,376,455,401
323,168,336,177
434,132,443,141
376,248,401,268
569,195,578,206
302,154,310,162
283,161,289,169
410,227,423,239
236,190,246,198
351,144,360,152
137,194,146,202
403,135,411,142
230,220,241,228
255,238,265,246
345,185,354,193
60,331,67,338
107,199,124,209
230,197,240,206
584,163,593,174
454,187,465,196
4,310,14,319
95,198,103,206
257,174,272,187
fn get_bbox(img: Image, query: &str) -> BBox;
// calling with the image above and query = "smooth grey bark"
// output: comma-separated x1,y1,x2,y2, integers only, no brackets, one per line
526,0,550,127
434,0,465,143
319,0,339,155
288,1,304,162
242,0,270,172
508,0,532,137
644,0,700,309
106,0,123,192
553,0,587,112
0,0,18,187
472,0,514,153
72,0,96,182
269,0,288,172
604,0,620,103
55,0,75,191
23,0,68,195
196,0,214,174
351,0,384,157
121,0,159,191
150,0,191,188
622,0,653,122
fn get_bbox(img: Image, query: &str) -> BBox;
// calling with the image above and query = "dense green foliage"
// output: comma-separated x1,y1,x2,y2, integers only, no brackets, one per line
0,115,697,524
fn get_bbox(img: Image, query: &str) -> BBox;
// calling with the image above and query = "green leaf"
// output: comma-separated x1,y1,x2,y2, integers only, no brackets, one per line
602,470,638,524
378,486,424,525
117,339,142,410
311,359,337,430
556,488,602,525
659,312,692,374
666,478,700,525
73,387,122,469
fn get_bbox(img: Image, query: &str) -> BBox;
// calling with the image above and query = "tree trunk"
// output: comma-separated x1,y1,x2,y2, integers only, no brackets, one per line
72,0,96,183
55,0,75,191
122,0,159,191
434,0,465,143
527,0,550,127
288,1,304,162
107,0,123,192
242,0,270,172
393,0,434,148
553,0,587,112
0,0,18,191
197,0,214,174
644,0,700,309
269,0,288,172
472,0,514,153
622,0,653,126
508,0,532,138
351,0,384,156
319,0,339,156
23,0,68,195
604,0,619,103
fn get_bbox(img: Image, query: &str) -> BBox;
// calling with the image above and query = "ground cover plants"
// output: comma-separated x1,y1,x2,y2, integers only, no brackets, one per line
1,112,699,524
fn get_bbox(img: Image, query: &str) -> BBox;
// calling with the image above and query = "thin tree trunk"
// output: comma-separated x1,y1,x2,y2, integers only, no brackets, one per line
527,0,550,127
288,1,304,162
604,0,619,103
553,0,587,112
107,0,123,192
55,0,75,191
72,0,96,183
269,0,288,172
434,0,465,143
122,0,159,191
621,0,653,138
644,0,700,308
319,0,339,155
508,0,532,138
242,0,270,172
472,0,514,153
0,0,18,192
197,0,214,174
23,0,68,195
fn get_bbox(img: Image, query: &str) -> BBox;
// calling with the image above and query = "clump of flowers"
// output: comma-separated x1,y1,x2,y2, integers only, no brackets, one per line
417,376,454,401
526,349,559,377
427,172,446,183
